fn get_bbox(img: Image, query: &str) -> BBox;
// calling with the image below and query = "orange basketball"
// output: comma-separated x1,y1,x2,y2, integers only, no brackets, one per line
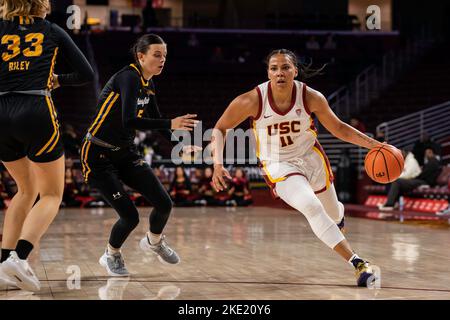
364,145,404,184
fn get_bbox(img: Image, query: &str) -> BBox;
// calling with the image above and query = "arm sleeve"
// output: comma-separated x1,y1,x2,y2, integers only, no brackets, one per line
51,24,94,86
115,71,173,130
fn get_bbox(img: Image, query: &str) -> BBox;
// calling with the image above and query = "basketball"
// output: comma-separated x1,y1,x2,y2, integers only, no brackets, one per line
364,145,405,184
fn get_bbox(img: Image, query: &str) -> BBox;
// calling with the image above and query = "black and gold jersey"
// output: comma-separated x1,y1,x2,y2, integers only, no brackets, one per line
0,16,93,91
85,64,174,147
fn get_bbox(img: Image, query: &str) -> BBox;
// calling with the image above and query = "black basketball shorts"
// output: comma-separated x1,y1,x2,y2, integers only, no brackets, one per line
0,94,64,163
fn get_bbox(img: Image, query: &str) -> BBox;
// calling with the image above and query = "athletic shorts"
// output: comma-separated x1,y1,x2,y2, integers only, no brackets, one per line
260,142,334,196
0,94,64,163
80,140,145,183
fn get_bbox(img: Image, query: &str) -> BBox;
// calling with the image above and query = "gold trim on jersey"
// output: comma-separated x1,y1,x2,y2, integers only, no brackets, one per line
251,120,260,159
80,140,92,182
312,142,332,190
251,120,286,184
129,63,149,87
47,47,59,89
46,98,61,153
87,92,120,136
88,92,114,133
261,161,287,184
35,96,59,156
89,93,120,136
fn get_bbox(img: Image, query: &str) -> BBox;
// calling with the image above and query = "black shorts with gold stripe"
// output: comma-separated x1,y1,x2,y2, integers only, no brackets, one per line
0,94,63,163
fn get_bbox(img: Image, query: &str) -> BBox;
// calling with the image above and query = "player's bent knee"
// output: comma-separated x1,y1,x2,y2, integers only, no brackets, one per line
39,193,63,205
127,216,140,230
15,186,38,199
327,201,345,222
298,199,325,219
156,196,173,215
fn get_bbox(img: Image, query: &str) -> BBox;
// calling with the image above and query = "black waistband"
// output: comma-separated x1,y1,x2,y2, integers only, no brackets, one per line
0,90,51,97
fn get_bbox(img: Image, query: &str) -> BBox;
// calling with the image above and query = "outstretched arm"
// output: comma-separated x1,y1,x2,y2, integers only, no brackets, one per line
307,87,383,150
211,89,259,191
117,71,198,131
148,94,198,145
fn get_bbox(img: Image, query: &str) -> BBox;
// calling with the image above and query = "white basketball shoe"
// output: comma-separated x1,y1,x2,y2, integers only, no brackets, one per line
2,252,40,292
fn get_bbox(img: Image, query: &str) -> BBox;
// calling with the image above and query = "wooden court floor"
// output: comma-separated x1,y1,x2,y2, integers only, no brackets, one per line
1,206,450,300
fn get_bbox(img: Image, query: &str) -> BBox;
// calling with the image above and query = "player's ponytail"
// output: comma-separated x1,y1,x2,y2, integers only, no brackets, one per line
2,0,50,21
265,49,326,80
131,34,165,65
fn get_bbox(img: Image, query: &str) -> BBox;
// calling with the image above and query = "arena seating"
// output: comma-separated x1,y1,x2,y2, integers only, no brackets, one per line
51,30,401,139
363,41,450,132
362,164,450,218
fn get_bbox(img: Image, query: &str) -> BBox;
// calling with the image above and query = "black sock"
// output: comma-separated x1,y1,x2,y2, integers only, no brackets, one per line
351,257,365,269
15,240,34,260
1,248,13,263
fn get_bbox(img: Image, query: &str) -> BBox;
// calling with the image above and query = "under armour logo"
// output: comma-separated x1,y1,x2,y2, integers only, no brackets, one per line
112,192,122,200
296,109,301,116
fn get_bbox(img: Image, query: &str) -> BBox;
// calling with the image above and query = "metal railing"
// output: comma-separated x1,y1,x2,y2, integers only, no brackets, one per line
376,101,450,150
328,30,436,118
327,86,349,116
318,133,372,173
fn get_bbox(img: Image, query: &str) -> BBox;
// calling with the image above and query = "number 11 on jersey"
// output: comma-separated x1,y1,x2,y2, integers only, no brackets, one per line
280,136,294,147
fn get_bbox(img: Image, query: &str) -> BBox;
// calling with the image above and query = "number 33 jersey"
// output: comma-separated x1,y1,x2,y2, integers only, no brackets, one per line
0,16,91,91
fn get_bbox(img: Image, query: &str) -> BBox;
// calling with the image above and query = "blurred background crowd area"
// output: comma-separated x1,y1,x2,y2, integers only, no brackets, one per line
1,0,449,212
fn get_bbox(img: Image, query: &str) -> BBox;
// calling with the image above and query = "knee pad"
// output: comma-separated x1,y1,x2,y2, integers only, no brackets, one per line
326,201,345,223
300,199,325,221
293,198,344,249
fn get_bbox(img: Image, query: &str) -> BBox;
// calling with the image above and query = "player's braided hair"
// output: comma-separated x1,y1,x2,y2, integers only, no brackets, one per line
265,49,326,80
131,33,165,65
2,0,50,21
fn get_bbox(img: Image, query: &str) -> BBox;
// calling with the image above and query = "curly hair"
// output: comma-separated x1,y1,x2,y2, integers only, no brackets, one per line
2,0,50,21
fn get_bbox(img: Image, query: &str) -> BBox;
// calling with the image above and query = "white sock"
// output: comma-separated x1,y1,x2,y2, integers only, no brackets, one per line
107,244,121,255
147,232,162,245
348,253,360,266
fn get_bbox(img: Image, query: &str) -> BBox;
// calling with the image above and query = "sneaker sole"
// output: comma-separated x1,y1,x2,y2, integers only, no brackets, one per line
139,239,181,265
357,272,378,287
98,256,130,277
0,281,20,291
1,263,40,292
157,255,181,265
0,273,18,290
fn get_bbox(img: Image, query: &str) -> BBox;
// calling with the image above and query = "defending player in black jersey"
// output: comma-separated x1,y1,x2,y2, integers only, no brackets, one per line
81,34,200,276
0,0,94,291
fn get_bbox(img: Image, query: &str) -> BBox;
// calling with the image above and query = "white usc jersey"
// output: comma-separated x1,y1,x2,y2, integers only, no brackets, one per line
252,80,317,162
251,80,334,195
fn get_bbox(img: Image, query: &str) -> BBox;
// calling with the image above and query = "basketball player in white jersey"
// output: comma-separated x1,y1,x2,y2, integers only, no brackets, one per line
211,49,390,287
